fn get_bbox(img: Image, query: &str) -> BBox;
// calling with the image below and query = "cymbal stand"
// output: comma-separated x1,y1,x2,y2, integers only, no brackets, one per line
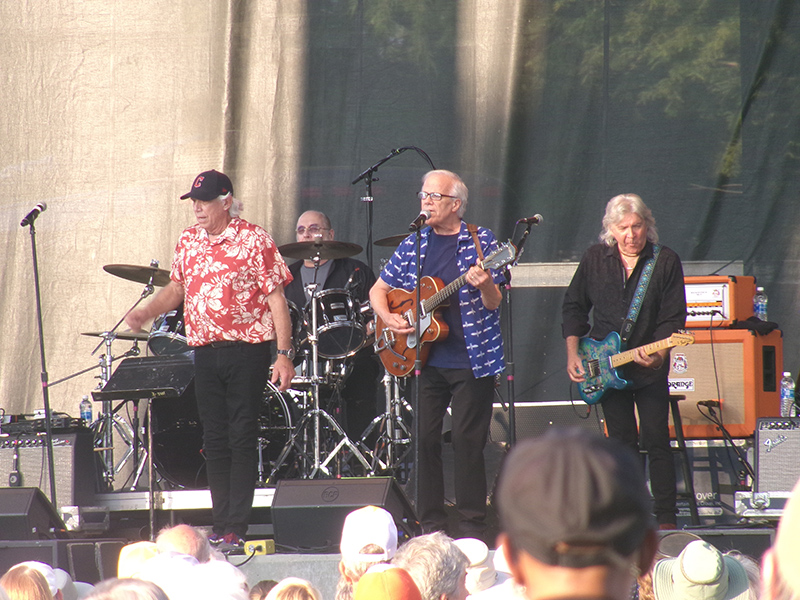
269,255,371,479
360,372,412,474
90,260,159,489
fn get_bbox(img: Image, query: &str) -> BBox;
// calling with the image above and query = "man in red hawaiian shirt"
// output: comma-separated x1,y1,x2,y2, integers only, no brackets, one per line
127,169,294,551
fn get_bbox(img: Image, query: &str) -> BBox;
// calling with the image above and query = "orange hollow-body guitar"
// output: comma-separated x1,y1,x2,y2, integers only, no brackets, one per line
374,243,515,377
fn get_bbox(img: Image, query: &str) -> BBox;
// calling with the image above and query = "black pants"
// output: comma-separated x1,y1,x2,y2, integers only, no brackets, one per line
194,342,270,538
416,366,494,537
602,379,677,525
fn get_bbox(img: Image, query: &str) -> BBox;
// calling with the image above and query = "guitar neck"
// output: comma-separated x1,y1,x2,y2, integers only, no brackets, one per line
610,337,676,368
421,274,467,314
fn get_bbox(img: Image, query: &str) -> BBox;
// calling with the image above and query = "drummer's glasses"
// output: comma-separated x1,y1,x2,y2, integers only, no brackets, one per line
296,225,331,235
417,191,458,202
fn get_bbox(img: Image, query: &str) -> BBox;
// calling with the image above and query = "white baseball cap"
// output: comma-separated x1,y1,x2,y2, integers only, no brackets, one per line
340,505,398,562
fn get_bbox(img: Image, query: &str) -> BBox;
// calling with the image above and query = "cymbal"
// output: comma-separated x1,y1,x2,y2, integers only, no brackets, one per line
82,330,150,342
278,240,363,261
374,233,410,247
104,264,171,287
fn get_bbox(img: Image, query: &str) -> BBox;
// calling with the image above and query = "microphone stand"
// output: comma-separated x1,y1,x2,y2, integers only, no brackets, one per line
351,147,436,273
500,222,535,447
411,222,425,516
23,217,59,508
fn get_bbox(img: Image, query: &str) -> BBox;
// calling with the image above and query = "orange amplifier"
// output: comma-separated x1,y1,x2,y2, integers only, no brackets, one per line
684,275,756,328
668,328,782,439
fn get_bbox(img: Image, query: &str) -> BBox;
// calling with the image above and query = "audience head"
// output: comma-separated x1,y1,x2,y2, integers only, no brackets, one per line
652,539,750,600
264,578,321,600
392,531,469,600
452,538,496,596
82,579,168,600
762,477,800,600
354,564,422,600
249,581,278,600
117,542,159,579
156,524,211,563
495,427,657,598
337,506,399,600
0,564,54,600
637,531,703,600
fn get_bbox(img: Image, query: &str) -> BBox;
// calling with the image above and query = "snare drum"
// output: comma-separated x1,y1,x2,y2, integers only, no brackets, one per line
307,289,365,359
149,304,189,355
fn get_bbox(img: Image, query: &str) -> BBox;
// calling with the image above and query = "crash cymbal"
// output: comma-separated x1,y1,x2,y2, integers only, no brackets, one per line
374,233,410,247
81,330,150,342
278,240,363,261
104,264,171,287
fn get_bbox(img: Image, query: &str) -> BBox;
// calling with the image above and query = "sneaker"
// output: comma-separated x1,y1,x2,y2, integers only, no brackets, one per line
208,533,224,546
217,532,245,554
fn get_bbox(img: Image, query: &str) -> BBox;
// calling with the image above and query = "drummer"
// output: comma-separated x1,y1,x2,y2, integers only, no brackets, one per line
284,210,381,441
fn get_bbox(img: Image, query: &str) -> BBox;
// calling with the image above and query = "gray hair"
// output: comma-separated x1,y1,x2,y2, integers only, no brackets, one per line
422,170,469,218
392,532,469,600
599,193,658,246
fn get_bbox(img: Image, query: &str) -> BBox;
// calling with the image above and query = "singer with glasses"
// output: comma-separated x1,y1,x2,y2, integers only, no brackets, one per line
369,169,504,539
284,210,381,441
562,193,687,530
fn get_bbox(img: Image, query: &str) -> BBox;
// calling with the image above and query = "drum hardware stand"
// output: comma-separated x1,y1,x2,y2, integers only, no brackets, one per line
86,259,160,488
360,372,412,474
269,257,371,479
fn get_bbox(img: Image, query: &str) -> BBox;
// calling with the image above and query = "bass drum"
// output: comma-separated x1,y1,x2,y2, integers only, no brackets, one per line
150,381,298,489
259,382,303,480
150,383,207,489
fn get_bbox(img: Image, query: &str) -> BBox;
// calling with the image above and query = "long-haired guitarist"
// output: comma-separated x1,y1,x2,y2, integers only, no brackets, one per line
562,193,687,530
369,169,504,539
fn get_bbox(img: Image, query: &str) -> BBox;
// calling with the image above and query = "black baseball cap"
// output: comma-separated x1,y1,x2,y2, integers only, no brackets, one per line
180,170,234,201
497,427,655,568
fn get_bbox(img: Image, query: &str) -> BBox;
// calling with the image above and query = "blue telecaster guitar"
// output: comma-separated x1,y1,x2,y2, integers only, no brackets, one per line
577,331,694,405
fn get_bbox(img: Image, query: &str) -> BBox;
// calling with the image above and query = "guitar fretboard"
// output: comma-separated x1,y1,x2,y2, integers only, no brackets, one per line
609,337,677,368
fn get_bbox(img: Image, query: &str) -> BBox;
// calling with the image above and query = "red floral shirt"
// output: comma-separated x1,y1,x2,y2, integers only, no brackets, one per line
171,218,293,346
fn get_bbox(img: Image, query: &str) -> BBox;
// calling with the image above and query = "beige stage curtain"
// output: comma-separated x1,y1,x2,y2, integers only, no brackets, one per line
0,0,306,420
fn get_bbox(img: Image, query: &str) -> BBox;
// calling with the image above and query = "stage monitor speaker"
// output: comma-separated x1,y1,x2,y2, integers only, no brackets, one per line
271,477,419,552
0,488,67,540
754,417,800,492
0,430,96,513
667,328,782,438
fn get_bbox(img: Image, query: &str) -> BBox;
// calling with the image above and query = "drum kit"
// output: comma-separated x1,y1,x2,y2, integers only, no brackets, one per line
81,234,413,491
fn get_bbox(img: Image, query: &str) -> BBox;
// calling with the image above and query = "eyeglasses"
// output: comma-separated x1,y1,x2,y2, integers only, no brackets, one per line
296,225,330,235
417,191,458,202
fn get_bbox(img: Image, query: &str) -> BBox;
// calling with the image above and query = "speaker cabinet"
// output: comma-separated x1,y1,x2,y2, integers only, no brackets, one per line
668,328,782,438
754,417,800,492
490,401,605,442
0,429,96,512
0,538,126,582
674,440,751,528
0,488,67,540
271,477,419,551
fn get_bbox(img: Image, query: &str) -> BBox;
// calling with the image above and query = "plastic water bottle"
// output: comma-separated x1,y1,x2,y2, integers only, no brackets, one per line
80,395,92,424
780,372,795,417
753,286,768,321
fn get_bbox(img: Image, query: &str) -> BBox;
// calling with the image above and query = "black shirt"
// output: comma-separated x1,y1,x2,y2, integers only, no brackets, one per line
562,241,687,388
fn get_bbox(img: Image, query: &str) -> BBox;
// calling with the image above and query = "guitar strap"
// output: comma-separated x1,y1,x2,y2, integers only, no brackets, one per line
619,244,661,349
467,224,485,261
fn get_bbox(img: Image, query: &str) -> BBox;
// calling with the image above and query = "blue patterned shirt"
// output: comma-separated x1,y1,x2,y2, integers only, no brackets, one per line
379,221,505,378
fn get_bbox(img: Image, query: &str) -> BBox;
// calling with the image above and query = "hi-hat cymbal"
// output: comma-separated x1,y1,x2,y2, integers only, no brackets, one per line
374,233,410,247
278,240,363,261
81,330,150,342
104,264,171,287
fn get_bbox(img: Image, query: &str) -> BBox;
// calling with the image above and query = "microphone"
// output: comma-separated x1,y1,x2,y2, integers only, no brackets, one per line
345,268,360,292
20,202,47,227
517,214,543,225
697,400,721,409
409,210,431,231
